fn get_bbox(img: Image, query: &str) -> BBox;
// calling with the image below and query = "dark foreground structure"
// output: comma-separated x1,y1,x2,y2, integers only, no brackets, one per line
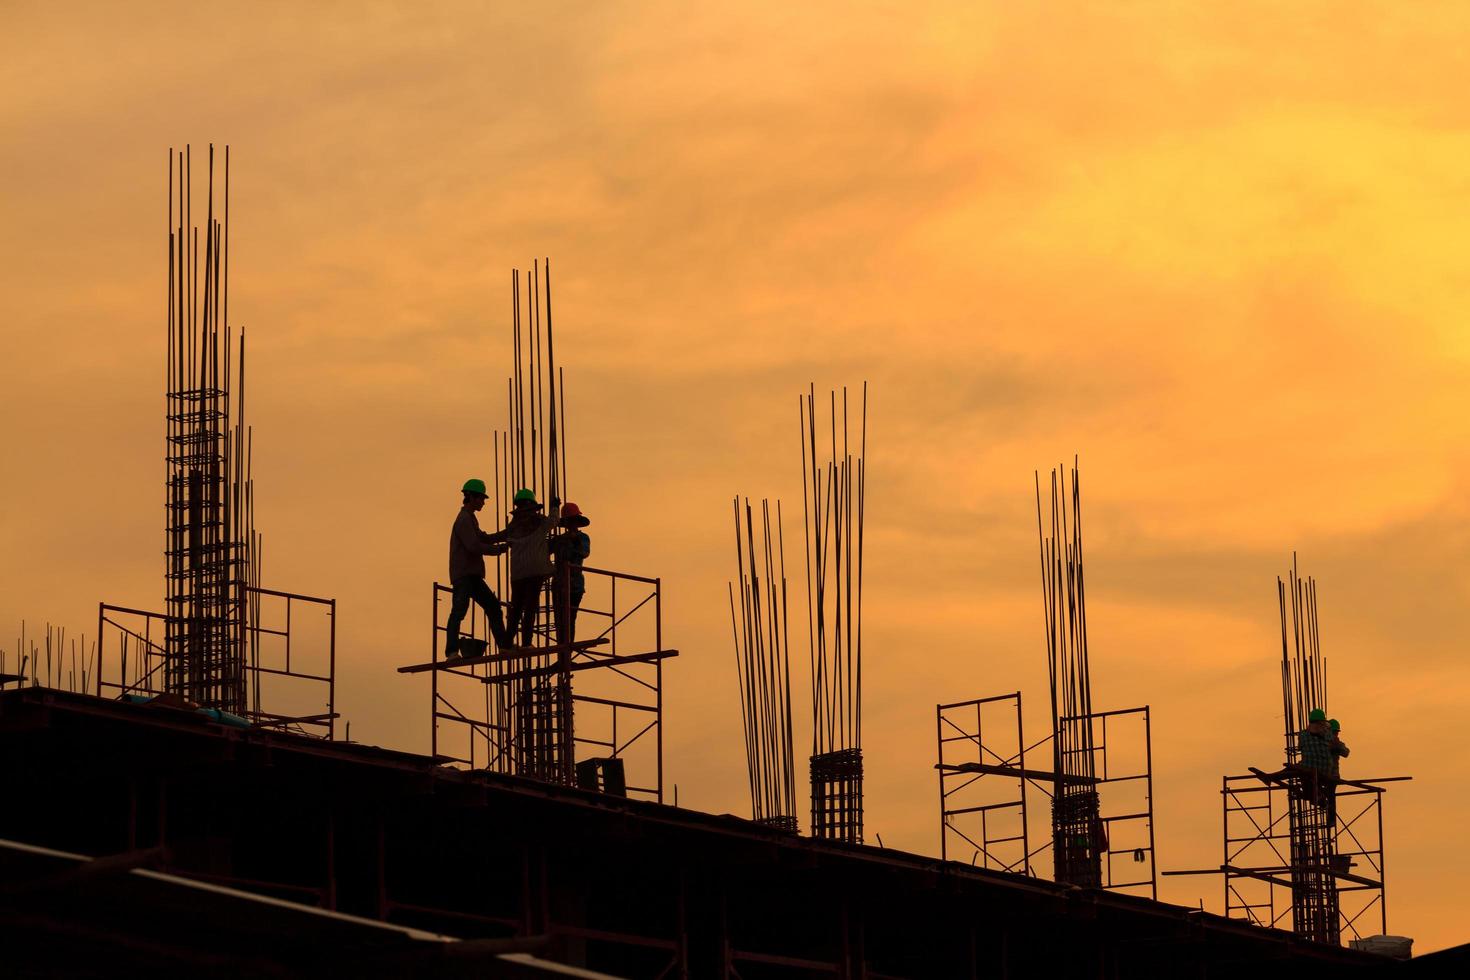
0,688,1390,978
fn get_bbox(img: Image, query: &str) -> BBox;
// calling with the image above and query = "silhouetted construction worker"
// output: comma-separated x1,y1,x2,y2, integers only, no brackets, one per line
445,478,510,659
1255,708,1340,820
1329,718,1350,780
1297,709,1340,822
504,488,562,648
551,502,592,642
1297,709,1334,779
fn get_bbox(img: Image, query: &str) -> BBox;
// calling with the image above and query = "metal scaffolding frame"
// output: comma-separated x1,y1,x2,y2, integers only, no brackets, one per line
936,694,1158,898
409,566,674,802
1217,773,1403,942
1165,556,1410,946
94,591,338,738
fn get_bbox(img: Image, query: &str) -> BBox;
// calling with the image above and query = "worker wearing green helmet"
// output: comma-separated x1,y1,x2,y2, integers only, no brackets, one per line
1295,708,1340,822
444,478,511,658
1255,706,1347,822
1328,718,1350,781
1298,709,1333,773
502,488,562,647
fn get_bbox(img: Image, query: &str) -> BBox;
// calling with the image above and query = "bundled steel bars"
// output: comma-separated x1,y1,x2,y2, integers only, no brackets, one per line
1036,460,1102,887
799,383,867,842
1,622,98,693
164,145,258,712
498,261,566,510
1277,555,1340,944
487,261,573,782
1279,555,1326,760
728,496,797,830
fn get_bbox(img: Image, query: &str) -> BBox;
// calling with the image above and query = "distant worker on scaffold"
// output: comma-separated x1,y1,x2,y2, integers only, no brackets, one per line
1253,708,1349,823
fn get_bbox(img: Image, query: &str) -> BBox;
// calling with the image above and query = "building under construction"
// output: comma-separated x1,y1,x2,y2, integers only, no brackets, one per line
0,147,1426,976
0,686,1393,978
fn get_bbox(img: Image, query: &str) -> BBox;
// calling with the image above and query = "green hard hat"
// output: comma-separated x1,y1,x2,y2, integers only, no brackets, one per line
514,488,537,504
1329,718,1341,733
1308,708,1327,723
462,478,487,496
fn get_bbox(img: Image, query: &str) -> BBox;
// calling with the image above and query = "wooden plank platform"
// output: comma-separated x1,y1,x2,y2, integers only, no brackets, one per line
478,649,679,685
1164,864,1383,889
1246,765,1296,789
936,761,1098,785
396,637,609,675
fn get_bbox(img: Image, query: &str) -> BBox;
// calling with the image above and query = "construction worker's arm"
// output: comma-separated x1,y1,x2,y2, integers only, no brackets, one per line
1334,740,1350,758
456,514,506,556
541,497,562,531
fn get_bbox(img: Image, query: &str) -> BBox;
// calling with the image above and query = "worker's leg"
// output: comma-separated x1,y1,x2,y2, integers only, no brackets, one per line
508,576,546,648
504,578,527,648
552,566,572,645
569,590,584,642
468,577,510,648
523,576,548,646
444,577,475,657
527,575,549,646
1311,769,1334,811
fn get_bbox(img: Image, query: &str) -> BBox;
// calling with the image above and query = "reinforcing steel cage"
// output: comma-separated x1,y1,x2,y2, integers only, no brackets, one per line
1220,773,1400,943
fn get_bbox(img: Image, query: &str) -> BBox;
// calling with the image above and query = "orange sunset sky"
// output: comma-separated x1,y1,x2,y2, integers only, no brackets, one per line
3,0,1468,953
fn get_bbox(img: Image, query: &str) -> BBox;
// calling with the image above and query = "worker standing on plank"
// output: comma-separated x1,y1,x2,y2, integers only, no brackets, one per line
551,502,592,642
504,488,562,648
445,479,511,659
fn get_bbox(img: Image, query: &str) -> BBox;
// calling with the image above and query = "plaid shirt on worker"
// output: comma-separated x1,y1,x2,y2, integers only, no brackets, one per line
1297,727,1335,773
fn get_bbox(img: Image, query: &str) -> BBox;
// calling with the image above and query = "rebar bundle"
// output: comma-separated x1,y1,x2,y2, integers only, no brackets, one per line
487,261,572,782
494,261,568,529
799,383,867,842
728,497,797,830
1036,460,1102,887
1,622,97,693
1278,556,1340,943
1279,556,1326,761
164,145,258,712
